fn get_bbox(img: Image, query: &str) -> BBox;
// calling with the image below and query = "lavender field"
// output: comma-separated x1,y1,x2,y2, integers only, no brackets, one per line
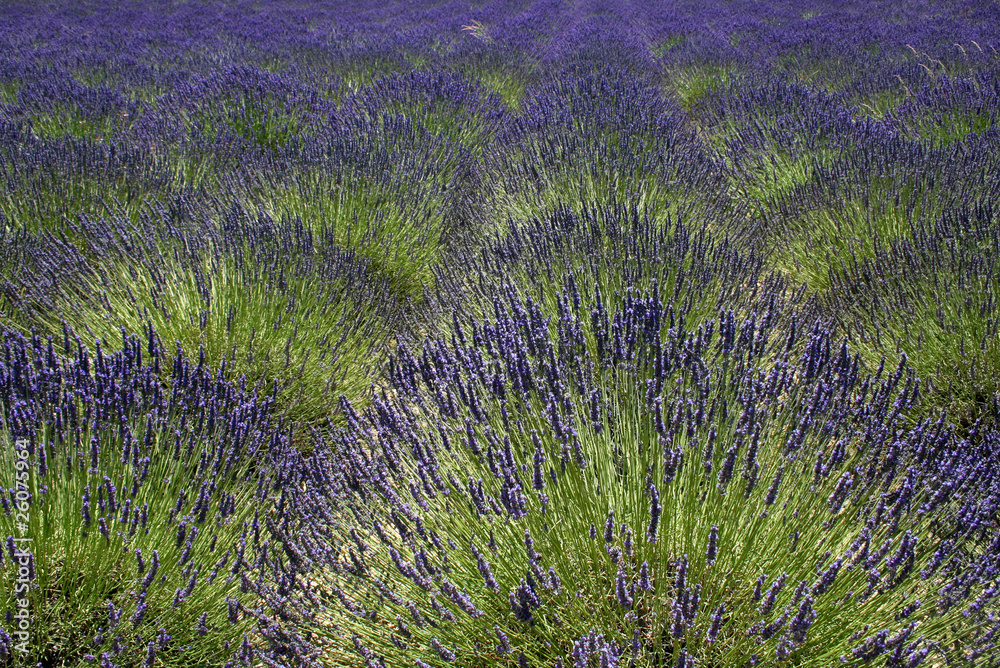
1,1,1000,666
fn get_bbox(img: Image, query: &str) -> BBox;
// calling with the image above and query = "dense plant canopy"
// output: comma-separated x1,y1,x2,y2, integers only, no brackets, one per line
1,1,999,667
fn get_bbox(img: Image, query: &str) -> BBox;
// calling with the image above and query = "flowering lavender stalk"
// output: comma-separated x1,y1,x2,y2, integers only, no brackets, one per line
615,566,633,610
705,525,718,567
647,483,661,544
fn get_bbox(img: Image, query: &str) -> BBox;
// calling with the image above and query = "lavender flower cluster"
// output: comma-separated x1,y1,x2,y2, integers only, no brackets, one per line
289,202,1000,666
2,205,402,432
0,327,318,666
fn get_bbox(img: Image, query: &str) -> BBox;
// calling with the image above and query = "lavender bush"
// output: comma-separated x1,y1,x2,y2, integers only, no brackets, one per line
0,327,315,666
212,113,478,298
892,63,1000,145
144,65,336,153
483,71,727,228
1,213,400,433
825,203,1000,434
299,267,1000,666
339,70,508,150
696,76,885,211
760,126,1000,293
7,70,139,140
0,126,177,236
433,202,773,344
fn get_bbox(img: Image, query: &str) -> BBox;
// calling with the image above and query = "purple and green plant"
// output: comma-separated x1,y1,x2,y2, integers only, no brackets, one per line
143,65,335,153
0,327,314,666
484,71,726,229
825,203,1000,434
339,70,508,150
435,202,769,345
0,127,176,237
891,66,999,145
209,116,476,298
0,213,400,435
293,270,1000,667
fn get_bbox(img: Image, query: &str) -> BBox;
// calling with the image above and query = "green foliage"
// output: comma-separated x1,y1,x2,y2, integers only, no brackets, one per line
664,63,736,113
228,170,446,297
761,131,999,299
650,35,686,58
485,149,693,227
770,199,919,293
445,203,766,341
346,72,507,151
162,69,333,153
0,339,285,667
851,89,905,122
22,109,134,141
334,57,410,94
726,150,833,208
452,64,534,111
910,108,993,145
0,82,20,104
9,217,398,432
189,100,303,152
483,85,724,234
825,210,1000,433
691,89,849,213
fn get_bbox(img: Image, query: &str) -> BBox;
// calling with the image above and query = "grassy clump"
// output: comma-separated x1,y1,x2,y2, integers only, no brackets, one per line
435,201,769,343
339,70,509,150
0,129,176,238
695,78,874,212
145,65,335,153
293,268,999,667
758,121,1000,294
664,62,739,113
768,198,920,294
212,114,476,299
1,213,400,432
889,52,999,145
0,328,312,666
824,203,1000,434
484,71,727,231
8,71,140,141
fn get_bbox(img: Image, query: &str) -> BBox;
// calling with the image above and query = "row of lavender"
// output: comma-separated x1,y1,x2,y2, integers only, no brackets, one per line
338,191,997,666
1,0,999,82
297,205,1000,667
5,204,998,666
1,0,999,666
7,63,997,430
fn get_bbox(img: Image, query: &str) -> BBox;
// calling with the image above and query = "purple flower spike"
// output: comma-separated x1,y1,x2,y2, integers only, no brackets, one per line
706,525,719,566
647,483,661,543
616,566,633,610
